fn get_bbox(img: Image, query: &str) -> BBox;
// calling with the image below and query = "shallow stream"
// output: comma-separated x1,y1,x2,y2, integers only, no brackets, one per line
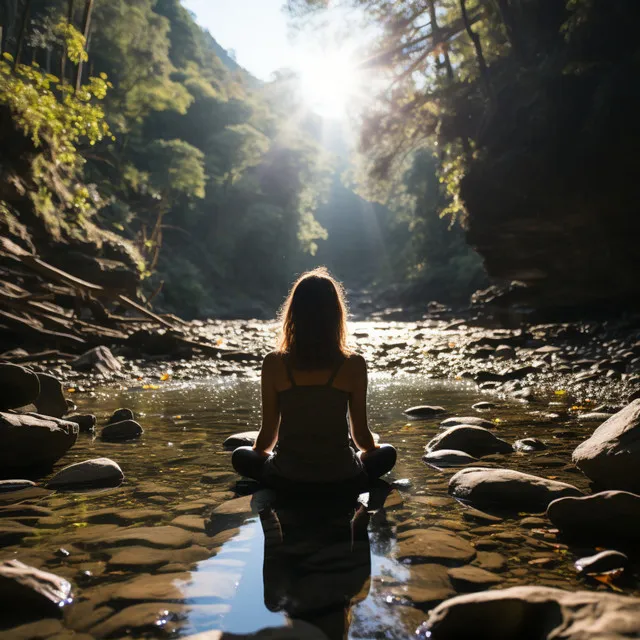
2,372,639,639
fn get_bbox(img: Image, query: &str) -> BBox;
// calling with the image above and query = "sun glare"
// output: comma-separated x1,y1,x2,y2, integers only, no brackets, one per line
299,52,360,119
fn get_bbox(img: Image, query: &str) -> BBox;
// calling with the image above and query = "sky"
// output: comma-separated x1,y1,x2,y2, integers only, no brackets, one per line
182,0,304,81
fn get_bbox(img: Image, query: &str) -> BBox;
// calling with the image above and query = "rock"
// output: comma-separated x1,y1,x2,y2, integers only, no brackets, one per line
393,564,455,608
223,430,259,450
396,528,476,566
572,400,640,491
107,408,134,424
71,346,122,374
404,405,447,418
503,365,539,381
0,520,38,545
33,373,67,418
0,412,78,476
84,526,193,549
461,507,503,524
0,364,40,410
473,551,507,572
65,414,97,433
100,419,143,442
46,458,124,489
0,560,72,618
427,426,512,458
106,545,210,570
447,566,503,591
547,491,640,541
423,449,479,468
440,416,496,429
577,411,614,422
512,387,536,402
494,345,515,360
0,480,36,493
418,586,640,640
449,467,583,512
86,508,165,525
514,437,547,452
134,482,179,498
575,550,628,575
473,371,504,384
472,401,496,410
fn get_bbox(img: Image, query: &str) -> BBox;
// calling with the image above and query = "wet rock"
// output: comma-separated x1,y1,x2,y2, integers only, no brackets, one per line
0,560,72,618
134,482,179,498
200,471,236,485
170,515,205,532
514,437,547,452
418,586,640,640
423,449,479,468
473,371,504,384
0,480,36,493
494,345,515,360
106,545,210,570
447,566,503,591
88,601,190,638
0,364,40,411
427,426,513,458
65,414,96,433
461,507,502,524
473,551,507,572
449,467,583,512
107,408,134,424
394,564,455,608
577,411,614,422
3,619,66,639
85,526,193,549
512,387,536,402
472,401,496,410
100,419,143,442
572,400,640,492
0,412,78,476
441,416,495,429
404,405,447,418
547,491,640,541
223,430,259,450
86,508,165,525
32,373,67,418
575,550,628,575
0,520,38,545
46,458,124,489
71,346,122,374
396,528,476,565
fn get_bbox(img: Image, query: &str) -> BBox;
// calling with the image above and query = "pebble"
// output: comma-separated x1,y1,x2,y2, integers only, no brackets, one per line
574,550,628,575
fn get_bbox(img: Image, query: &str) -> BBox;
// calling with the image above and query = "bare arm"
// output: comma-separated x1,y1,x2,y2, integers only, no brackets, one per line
254,353,280,455
348,355,378,453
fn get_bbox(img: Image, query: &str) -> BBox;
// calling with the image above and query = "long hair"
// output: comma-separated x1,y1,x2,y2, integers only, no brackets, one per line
277,267,350,369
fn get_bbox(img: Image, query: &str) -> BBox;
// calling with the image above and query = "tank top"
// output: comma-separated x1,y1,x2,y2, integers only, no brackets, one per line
264,356,363,483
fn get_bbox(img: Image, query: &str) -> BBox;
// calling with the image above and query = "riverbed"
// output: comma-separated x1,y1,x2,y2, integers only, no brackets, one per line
2,356,639,639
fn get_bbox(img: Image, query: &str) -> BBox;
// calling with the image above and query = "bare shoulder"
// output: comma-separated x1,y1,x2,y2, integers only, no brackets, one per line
345,353,367,374
262,351,284,371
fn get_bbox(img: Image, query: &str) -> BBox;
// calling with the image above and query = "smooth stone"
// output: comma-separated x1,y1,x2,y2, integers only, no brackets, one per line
0,480,36,493
404,405,447,418
33,373,67,419
440,416,495,429
71,346,122,374
427,426,513,457
472,401,496,410
393,563,455,607
0,364,40,411
449,467,583,512
473,551,507,572
423,449,479,468
223,431,258,450
46,458,124,489
572,400,640,492
170,515,205,532
0,412,78,476
396,528,476,565
577,412,614,422
575,550,628,574
134,482,179,498
547,491,640,541
514,437,547,452
0,560,72,618
86,508,165,525
84,526,193,549
447,565,503,591
100,419,143,442
461,507,503,524
494,345,515,360
2,619,65,639
107,408,134,425
65,414,97,433
88,601,190,638
200,471,236,485
106,545,211,569
418,586,640,639
0,520,38,545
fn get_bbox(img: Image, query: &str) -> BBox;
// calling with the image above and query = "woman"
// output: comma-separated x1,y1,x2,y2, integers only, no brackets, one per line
232,267,396,490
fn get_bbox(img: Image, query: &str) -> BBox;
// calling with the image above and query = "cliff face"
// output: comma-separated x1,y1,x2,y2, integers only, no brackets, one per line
461,70,640,314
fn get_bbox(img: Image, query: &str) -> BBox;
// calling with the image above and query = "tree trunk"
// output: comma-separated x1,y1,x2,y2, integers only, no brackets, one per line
427,0,454,82
459,0,493,101
60,0,75,85
13,0,31,69
495,0,525,63
75,0,93,92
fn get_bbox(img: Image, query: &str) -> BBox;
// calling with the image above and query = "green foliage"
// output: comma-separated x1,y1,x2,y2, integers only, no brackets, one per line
145,139,206,199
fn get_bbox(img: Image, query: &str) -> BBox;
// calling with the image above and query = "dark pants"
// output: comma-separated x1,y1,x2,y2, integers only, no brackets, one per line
232,444,397,488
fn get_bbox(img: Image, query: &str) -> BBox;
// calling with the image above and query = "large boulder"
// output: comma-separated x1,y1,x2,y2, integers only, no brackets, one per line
449,467,583,512
71,346,122,375
546,490,640,542
46,458,124,489
0,560,72,618
427,426,513,458
34,373,67,418
572,400,640,492
418,586,640,639
0,364,40,410
0,412,78,477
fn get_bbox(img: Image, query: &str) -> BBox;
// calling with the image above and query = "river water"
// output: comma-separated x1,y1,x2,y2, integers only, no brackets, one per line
1,370,639,638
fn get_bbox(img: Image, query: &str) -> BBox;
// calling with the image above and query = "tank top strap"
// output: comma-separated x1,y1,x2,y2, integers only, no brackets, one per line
326,357,345,387
283,356,297,387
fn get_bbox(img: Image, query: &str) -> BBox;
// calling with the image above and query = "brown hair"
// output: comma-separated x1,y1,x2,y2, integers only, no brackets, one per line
277,267,350,369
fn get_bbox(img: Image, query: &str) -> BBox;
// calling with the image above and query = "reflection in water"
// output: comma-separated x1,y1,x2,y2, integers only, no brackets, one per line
256,492,373,640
